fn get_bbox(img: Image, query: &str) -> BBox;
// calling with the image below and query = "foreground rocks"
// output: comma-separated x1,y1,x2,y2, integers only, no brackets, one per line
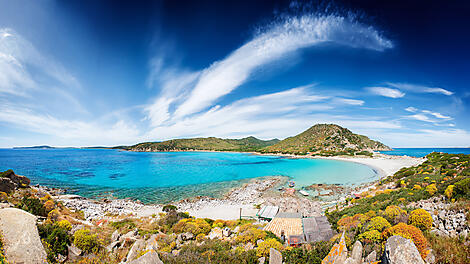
0,170,30,193
0,208,47,264
384,236,425,264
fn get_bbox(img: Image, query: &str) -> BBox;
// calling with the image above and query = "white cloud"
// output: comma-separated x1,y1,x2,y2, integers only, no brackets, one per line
387,82,453,96
334,98,364,106
145,13,392,125
380,129,470,148
367,87,405,98
408,114,433,123
422,110,451,120
405,106,418,112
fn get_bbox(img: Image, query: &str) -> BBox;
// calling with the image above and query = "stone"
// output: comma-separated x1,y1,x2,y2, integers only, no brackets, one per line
126,239,146,262
256,239,264,246
145,234,159,251
0,178,15,193
182,232,194,240
106,240,120,252
350,240,362,264
233,226,240,233
0,208,47,264
385,235,425,264
364,251,376,262
258,256,266,264
244,242,254,251
269,248,282,264
425,249,435,264
222,227,232,237
127,250,164,264
111,230,121,242
208,227,223,239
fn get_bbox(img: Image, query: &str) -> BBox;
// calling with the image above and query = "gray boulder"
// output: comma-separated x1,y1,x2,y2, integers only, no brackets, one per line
364,251,377,262
127,250,163,264
0,178,15,193
126,239,146,262
350,240,363,264
385,235,425,264
0,208,47,264
269,248,282,264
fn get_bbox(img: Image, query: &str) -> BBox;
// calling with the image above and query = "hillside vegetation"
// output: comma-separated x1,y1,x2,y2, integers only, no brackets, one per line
326,152,470,263
123,136,280,152
263,124,391,155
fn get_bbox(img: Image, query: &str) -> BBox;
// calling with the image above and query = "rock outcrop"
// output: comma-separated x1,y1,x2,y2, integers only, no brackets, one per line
0,170,30,193
384,235,425,264
0,208,47,264
127,250,163,264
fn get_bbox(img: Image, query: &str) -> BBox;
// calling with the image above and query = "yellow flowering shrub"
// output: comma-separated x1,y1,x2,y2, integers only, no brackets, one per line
365,210,376,218
413,185,422,190
196,233,205,242
235,227,266,244
337,213,368,231
384,205,407,222
57,220,72,231
425,184,437,195
383,223,428,259
172,218,211,235
408,209,433,231
73,229,100,253
256,238,283,257
0,192,7,201
367,216,391,232
445,185,454,199
384,189,393,195
358,230,382,244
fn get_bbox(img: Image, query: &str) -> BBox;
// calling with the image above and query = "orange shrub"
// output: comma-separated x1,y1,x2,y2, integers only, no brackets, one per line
44,199,55,212
408,209,433,231
383,223,428,259
337,213,368,231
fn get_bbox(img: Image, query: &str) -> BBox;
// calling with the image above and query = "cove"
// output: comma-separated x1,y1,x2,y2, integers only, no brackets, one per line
0,148,377,203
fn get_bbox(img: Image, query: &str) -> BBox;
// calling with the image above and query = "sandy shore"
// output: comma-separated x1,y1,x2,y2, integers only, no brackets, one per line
54,153,424,221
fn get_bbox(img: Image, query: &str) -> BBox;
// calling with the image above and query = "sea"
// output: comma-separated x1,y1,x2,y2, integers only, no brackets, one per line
0,148,377,203
379,148,470,158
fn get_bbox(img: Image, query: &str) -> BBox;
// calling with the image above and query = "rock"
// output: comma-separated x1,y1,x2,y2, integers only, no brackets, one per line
0,178,15,193
258,256,266,264
222,227,232,237
269,248,282,264
0,208,47,264
145,234,159,251
68,244,82,258
1,170,30,187
126,239,146,262
208,227,223,239
385,235,425,264
111,230,121,242
244,242,254,251
256,239,264,246
233,226,240,233
425,249,435,264
182,232,194,240
364,251,376,262
106,241,120,252
350,240,362,264
127,250,163,264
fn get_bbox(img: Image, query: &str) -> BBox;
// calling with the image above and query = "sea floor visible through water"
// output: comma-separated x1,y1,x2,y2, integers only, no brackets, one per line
0,148,379,203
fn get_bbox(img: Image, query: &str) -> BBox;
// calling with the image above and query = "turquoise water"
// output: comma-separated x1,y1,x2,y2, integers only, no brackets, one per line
380,148,470,158
0,149,376,203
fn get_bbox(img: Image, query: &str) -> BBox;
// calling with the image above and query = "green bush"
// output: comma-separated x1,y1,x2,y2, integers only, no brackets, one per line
110,219,136,230
38,223,71,263
455,178,470,198
17,196,47,216
73,229,100,253
282,241,333,264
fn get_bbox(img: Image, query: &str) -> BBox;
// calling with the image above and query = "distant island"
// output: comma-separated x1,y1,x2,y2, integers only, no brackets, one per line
12,145,55,149
118,124,392,156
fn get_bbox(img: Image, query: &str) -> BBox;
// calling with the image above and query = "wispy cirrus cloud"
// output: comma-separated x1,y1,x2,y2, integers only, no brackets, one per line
367,86,405,98
386,82,453,96
146,12,393,127
404,106,452,124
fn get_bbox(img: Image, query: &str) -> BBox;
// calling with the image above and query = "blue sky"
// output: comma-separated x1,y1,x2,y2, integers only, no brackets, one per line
0,0,469,148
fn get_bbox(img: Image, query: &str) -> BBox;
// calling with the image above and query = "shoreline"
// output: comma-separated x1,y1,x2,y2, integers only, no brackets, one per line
29,151,424,221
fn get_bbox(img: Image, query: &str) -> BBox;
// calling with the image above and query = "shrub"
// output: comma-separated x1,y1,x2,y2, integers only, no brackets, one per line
163,204,177,212
110,219,136,230
73,229,100,253
454,178,470,198
57,220,72,231
256,238,283,257
17,196,46,216
47,209,60,222
173,218,211,236
383,223,428,259
384,205,407,223
337,214,368,231
43,200,55,212
425,184,437,196
408,209,433,231
38,223,71,263
358,230,382,244
413,185,422,190
367,216,391,232
445,185,455,199
235,227,266,244
282,241,333,264
0,192,7,202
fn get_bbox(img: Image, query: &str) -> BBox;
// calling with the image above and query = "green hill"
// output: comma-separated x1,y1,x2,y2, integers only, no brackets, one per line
262,124,391,155
123,136,280,152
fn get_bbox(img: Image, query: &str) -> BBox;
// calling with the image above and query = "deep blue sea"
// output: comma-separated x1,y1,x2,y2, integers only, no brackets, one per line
380,148,470,158
0,148,377,203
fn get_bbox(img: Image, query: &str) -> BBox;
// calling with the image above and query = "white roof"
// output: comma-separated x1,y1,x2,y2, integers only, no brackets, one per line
257,205,279,219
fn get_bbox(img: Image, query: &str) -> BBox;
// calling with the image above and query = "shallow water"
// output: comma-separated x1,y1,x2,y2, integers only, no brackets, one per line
0,148,376,203
380,148,470,157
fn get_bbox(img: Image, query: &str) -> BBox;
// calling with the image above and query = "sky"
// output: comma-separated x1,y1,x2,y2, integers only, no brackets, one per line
0,0,469,148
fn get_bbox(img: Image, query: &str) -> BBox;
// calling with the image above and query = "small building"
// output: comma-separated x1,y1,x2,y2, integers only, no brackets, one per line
256,205,279,221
